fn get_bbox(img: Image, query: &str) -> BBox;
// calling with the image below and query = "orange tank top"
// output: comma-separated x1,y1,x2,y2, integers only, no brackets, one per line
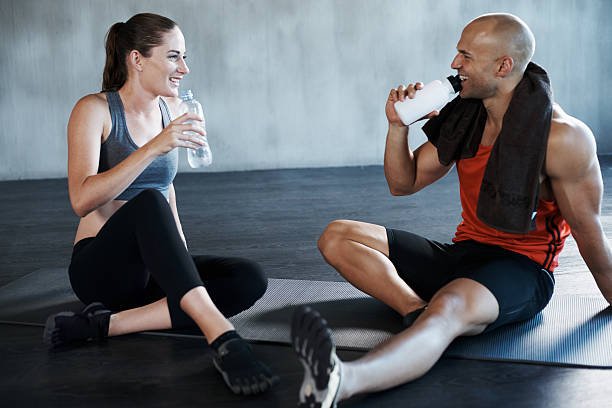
454,144,571,271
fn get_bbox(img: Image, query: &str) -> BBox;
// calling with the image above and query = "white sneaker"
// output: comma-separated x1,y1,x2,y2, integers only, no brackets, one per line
292,306,342,408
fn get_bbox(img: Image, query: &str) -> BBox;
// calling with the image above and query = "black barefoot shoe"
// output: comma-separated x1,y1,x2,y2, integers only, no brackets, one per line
291,306,341,408
402,306,426,327
43,302,111,349
212,332,279,395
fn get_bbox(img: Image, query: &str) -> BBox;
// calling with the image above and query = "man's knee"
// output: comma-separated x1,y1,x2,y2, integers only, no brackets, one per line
318,219,354,258
423,291,468,331
424,282,499,335
318,220,347,252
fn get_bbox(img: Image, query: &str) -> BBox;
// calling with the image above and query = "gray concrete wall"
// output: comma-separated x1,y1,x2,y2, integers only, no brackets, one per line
1,0,610,180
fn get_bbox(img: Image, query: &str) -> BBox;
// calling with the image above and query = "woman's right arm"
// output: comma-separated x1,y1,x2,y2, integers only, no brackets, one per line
67,94,204,217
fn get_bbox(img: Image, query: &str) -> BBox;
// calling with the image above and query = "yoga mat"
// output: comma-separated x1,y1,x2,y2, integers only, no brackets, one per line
1,268,610,368
228,278,612,368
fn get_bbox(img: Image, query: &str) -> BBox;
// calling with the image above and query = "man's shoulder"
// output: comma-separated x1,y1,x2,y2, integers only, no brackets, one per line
548,104,595,153
545,104,597,178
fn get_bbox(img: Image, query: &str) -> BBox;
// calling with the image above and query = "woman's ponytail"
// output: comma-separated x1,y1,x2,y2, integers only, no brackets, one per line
102,22,128,92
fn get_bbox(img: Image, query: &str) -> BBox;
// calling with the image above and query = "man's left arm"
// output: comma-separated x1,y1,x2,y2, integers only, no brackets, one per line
547,118,612,304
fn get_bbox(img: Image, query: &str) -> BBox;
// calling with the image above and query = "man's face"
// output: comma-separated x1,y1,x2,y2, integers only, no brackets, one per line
450,21,502,100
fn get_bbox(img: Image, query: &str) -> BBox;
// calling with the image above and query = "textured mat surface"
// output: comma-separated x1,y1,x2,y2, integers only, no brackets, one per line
228,279,612,368
0,268,81,325
1,269,610,368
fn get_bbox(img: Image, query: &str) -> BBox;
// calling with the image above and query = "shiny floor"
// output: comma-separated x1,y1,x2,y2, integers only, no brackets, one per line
1,162,612,407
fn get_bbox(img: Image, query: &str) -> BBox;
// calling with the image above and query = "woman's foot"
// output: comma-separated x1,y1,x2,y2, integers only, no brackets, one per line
43,302,111,348
292,306,341,408
211,330,279,395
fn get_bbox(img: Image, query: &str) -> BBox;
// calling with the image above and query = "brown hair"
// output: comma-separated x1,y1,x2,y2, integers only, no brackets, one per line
102,13,177,92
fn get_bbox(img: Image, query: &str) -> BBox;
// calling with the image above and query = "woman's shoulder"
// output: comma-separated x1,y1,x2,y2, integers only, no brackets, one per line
69,92,111,128
73,92,109,114
161,96,183,119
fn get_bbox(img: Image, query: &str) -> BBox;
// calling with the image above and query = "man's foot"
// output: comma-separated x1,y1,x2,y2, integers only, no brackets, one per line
211,330,279,395
292,305,341,408
402,306,426,327
43,302,111,348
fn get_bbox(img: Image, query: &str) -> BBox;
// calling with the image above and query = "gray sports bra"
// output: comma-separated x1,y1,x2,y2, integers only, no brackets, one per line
98,92,178,200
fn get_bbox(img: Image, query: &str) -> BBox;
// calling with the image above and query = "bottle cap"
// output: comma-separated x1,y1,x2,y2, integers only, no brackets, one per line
446,75,462,93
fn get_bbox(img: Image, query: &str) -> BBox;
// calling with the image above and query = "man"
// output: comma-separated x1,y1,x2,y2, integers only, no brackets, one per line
291,13,612,408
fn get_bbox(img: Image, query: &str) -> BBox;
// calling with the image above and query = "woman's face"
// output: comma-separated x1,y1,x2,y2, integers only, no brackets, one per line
140,27,189,97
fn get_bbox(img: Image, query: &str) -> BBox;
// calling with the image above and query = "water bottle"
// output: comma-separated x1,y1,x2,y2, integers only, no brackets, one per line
393,75,462,126
180,90,212,168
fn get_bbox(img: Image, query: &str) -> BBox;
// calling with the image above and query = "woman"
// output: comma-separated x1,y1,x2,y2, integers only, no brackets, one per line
43,13,278,395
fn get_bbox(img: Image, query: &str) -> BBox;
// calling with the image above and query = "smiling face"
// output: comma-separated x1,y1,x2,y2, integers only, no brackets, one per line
450,14,536,101
139,27,189,97
450,20,502,100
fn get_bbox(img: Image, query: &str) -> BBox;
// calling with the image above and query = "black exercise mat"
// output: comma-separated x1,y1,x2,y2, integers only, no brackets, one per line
1,269,610,368
0,268,81,325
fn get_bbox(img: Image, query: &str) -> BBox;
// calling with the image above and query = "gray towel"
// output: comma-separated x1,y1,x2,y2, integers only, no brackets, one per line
422,62,553,233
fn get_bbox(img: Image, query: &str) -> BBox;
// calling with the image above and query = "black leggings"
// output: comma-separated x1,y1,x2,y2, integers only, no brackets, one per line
68,189,268,328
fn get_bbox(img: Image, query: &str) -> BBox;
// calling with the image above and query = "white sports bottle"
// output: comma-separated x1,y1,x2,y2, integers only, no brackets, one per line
180,90,212,168
393,75,462,126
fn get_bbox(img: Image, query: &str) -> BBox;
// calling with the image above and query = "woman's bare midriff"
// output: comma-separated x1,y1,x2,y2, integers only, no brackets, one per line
73,200,128,245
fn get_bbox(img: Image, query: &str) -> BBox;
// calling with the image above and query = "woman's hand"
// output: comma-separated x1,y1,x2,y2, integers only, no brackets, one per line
146,112,207,155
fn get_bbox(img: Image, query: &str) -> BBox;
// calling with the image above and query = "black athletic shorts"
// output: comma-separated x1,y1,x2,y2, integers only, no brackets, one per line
386,228,555,332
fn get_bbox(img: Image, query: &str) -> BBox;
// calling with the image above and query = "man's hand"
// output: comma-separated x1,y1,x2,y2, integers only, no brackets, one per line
385,83,439,126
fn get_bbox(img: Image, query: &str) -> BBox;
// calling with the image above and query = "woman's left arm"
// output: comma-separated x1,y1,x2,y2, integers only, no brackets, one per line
169,183,188,248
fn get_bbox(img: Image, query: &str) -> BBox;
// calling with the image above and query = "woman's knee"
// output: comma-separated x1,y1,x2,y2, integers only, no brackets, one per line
245,260,268,300
128,189,175,224
228,258,268,304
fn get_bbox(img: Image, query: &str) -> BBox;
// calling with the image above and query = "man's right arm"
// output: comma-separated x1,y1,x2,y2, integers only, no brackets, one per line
383,84,453,196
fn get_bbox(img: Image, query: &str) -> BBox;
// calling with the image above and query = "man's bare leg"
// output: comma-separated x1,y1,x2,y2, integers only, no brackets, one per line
293,278,499,406
338,278,498,399
318,219,426,315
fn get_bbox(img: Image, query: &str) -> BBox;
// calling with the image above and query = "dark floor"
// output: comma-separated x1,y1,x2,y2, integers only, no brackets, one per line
1,161,612,407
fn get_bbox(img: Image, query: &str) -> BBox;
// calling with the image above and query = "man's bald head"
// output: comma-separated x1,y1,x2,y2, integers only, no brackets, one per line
466,13,535,74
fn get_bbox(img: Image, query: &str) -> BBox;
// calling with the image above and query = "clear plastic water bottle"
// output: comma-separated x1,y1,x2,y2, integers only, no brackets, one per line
180,90,212,168
394,75,462,126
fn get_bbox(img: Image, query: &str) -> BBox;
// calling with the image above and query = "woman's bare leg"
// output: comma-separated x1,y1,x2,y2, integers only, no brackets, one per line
107,287,233,342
